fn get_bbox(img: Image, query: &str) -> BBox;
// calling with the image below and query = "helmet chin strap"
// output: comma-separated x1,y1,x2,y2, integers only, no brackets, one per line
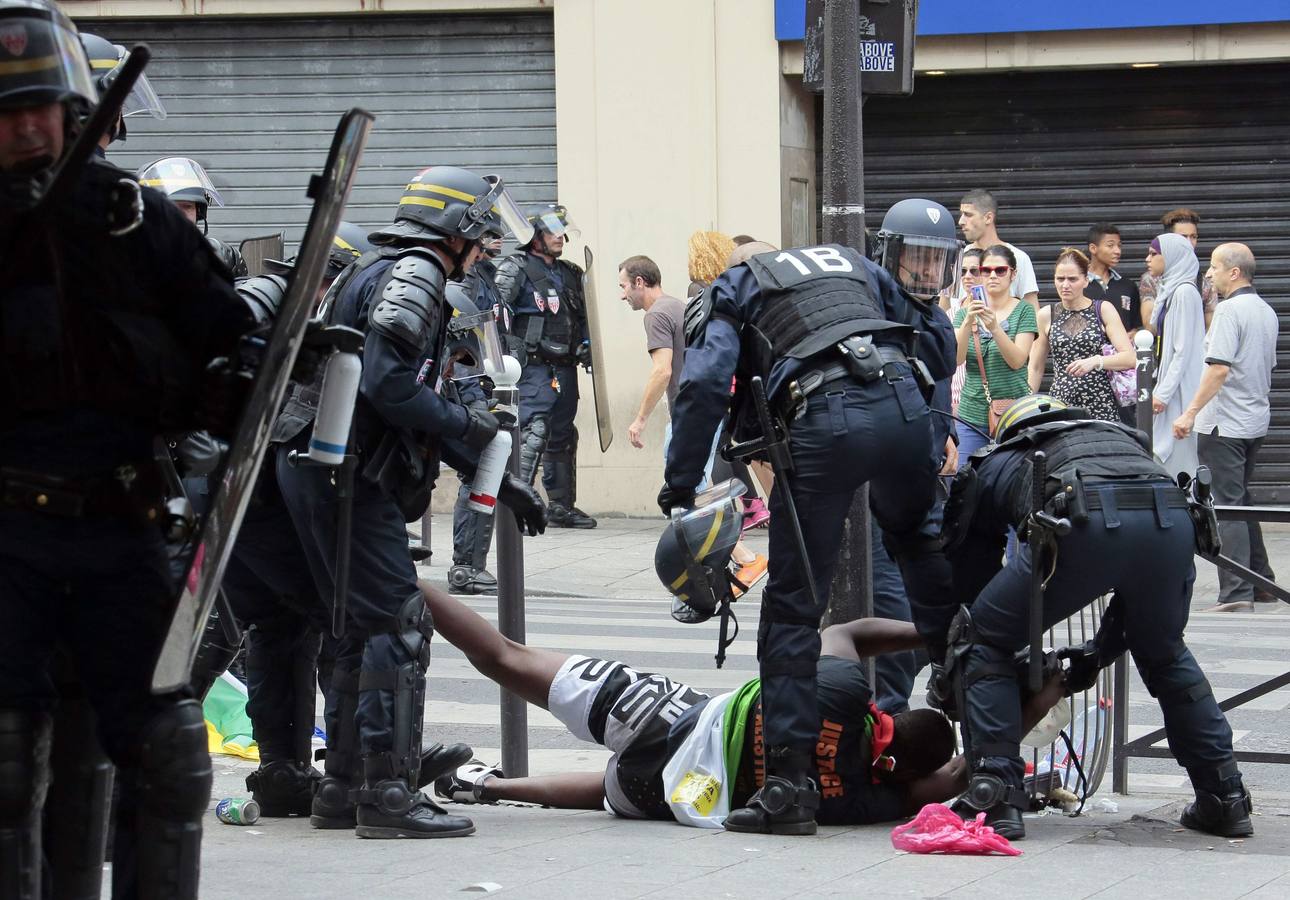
444,238,478,280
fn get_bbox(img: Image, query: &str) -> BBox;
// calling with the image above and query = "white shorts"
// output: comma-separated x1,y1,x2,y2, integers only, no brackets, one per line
548,655,709,819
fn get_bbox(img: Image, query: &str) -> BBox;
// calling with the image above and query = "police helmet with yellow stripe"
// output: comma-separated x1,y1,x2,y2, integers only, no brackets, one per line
993,393,1087,444
0,1,96,111
79,31,165,141
370,165,533,247
655,479,746,624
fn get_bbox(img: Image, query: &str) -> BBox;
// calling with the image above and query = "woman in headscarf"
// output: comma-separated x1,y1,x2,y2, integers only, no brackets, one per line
1148,232,1205,478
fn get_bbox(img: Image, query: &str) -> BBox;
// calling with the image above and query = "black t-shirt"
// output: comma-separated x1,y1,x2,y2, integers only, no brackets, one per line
732,656,909,825
1084,269,1141,332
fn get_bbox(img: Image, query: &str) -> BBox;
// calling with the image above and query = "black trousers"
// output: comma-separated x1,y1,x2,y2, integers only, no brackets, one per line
1198,432,1274,604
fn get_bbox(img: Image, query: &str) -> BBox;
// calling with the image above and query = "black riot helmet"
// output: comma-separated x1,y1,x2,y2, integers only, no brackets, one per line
873,198,964,300
79,32,164,142
993,393,1089,444
208,236,247,279
265,220,374,280
136,156,223,230
523,203,580,251
655,480,746,624
0,1,96,113
370,165,533,249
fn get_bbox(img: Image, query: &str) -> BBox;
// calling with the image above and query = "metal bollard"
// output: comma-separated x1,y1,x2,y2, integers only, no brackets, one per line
491,373,528,778
1113,329,1157,794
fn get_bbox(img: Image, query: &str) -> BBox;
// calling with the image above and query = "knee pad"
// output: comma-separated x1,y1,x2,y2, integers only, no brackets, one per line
519,417,549,485
0,709,52,825
136,700,213,822
382,592,435,668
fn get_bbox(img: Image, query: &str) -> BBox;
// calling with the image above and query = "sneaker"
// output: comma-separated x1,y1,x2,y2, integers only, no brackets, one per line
741,498,770,532
548,504,597,529
732,554,768,598
434,760,503,804
1201,599,1255,613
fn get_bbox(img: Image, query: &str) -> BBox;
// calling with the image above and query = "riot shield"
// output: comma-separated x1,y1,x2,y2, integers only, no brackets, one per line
582,246,613,452
151,109,375,693
238,231,286,277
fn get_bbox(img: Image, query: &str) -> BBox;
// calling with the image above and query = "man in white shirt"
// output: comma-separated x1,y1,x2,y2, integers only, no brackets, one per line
958,189,1039,312
1172,243,1279,611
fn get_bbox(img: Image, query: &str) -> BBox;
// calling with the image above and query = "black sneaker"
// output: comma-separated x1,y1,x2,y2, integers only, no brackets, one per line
434,760,503,804
548,504,597,529
1182,787,1254,838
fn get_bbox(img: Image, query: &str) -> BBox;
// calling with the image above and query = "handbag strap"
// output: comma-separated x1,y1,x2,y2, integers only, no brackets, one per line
972,328,994,404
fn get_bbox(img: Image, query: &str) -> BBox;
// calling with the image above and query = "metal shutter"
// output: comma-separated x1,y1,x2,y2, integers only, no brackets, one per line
823,63,1290,501
78,13,556,250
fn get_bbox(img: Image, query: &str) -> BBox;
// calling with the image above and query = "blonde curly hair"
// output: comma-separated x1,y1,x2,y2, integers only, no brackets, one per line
688,230,736,285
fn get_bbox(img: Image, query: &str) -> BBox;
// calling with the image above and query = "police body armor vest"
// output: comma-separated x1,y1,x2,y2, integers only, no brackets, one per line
504,254,584,364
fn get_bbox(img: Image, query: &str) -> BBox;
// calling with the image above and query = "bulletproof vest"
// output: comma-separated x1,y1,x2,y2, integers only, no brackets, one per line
997,419,1167,508
510,254,584,363
742,244,904,375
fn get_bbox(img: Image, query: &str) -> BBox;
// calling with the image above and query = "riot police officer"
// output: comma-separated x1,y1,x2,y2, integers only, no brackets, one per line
661,215,959,835
0,4,254,896
494,204,597,528
939,395,1254,839
449,228,505,592
79,32,165,153
273,166,546,838
137,155,247,277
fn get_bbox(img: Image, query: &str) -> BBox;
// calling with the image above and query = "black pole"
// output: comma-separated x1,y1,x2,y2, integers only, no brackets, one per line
495,386,528,778
1113,330,1157,794
820,0,872,643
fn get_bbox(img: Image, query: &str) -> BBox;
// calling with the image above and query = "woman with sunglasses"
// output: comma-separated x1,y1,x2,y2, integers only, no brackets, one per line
1147,233,1205,478
1027,248,1135,422
943,248,985,420
952,245,1037,455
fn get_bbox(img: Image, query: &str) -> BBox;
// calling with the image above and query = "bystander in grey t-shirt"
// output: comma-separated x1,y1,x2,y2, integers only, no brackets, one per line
1195,287,1278,439
644,294,686,409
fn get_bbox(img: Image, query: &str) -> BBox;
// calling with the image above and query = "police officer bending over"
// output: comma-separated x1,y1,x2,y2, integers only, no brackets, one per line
273,166,546,839
939,395,1254,839
661,210,958,835
494,204,597,528
0,4,254,896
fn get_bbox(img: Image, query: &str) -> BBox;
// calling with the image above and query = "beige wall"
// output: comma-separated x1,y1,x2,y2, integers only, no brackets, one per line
553,0,783,516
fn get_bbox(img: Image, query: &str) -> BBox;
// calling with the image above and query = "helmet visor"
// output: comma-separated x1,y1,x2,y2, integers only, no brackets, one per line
120,67,165,120
536,210,581,242
894,236,960,297
0,10,96,107
137,157,223,207
473,176,533,246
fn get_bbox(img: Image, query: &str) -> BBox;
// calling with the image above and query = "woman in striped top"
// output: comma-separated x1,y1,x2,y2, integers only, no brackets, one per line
951,244,1038,456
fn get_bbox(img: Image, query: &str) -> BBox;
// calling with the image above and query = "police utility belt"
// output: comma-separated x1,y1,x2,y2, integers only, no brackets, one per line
1048,478,1188,528
0,463,164,525
779,334,932,420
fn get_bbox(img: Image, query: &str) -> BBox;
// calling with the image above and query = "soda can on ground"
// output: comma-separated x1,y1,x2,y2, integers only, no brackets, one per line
216,796,261,825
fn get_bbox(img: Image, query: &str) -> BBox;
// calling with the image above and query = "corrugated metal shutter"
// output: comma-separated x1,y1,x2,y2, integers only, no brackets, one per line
77,13,556,251
818,63,1290,501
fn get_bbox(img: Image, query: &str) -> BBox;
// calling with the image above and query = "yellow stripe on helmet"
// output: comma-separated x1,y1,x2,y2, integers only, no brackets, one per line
667,506,727,591
405,183,476,203
399,196,447,210
0,56,59,76
89,58,119,70
994,394,1067,438
333,236,358,252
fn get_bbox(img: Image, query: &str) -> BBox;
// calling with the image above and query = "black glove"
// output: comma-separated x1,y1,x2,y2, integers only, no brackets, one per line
657,483,696,516
1056,642,1102,696
499,474,547,536
197,356,256,441
924,661,958,720
575,339,593,370
460,405,500,451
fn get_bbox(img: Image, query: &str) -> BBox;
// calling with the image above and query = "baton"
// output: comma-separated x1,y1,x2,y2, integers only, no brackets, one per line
1027,451,1047,693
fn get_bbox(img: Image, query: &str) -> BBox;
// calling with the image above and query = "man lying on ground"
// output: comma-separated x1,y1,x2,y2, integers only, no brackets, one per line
422,584,1064,826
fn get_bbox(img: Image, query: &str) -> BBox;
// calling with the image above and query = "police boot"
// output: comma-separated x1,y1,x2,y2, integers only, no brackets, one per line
1182,762,1254,838
246,760,320,818
311,665,361,829
953,773,1028,841
353,757,475,839
448,565,498,595
723,749,820,836
544,449,596,529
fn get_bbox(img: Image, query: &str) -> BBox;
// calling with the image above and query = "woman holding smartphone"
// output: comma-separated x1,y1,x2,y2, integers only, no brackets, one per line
951,244,1038,455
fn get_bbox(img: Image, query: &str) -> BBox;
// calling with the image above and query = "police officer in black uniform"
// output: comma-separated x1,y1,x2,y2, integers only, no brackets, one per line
662,214,959,835
0,4,254,896
448,228,506,592
273,166,546,839
137,155,247,277
494,204,597,529
79,32,165,154
938,394,1254,840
